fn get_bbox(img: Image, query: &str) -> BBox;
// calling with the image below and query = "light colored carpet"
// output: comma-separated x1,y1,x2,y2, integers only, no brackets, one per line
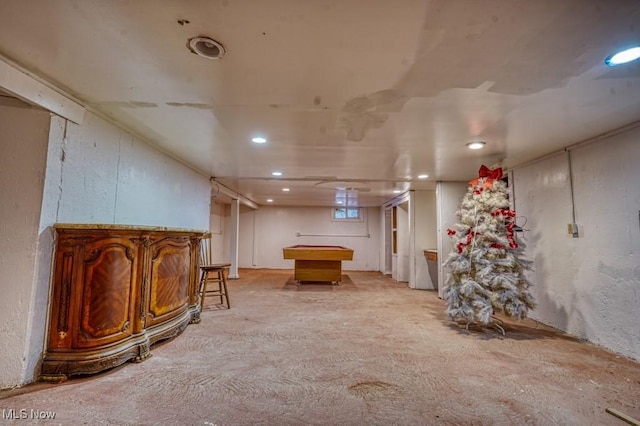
2,269,639,425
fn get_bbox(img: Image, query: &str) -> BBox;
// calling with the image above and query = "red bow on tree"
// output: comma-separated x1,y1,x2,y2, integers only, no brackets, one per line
478,165,503,180
470,165,503,189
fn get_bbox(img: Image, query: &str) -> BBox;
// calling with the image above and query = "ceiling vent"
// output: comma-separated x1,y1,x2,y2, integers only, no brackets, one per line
187,36,225,59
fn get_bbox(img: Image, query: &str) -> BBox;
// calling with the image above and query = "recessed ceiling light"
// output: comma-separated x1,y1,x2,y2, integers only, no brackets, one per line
466,141,486,150
187,36,225,59
266,199,273,203
272,171,282,176
605,46,640,66
282,188,290,192
418,174,429,179
252,137,267,143
393,190,402,194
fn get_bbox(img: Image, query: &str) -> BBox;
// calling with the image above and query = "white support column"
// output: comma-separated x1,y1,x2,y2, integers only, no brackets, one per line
408,191,416,289
228,198,240,279
436,182,445,299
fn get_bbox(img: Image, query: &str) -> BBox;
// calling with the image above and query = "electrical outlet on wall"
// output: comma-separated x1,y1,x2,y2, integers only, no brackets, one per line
567,223,579,238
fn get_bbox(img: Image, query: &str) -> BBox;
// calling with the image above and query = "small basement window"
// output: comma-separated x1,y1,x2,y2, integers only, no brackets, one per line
332,207,362,221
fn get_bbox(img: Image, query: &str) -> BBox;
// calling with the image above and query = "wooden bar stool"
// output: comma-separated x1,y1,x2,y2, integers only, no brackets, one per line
198,263,231,310
198,238,231,310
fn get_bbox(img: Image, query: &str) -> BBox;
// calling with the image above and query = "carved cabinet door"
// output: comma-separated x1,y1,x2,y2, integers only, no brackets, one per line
144,236,193,328
74,237,140,349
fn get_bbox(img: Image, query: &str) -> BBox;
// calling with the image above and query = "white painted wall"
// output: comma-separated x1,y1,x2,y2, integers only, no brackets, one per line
0,101,51,390
512,126,640,361
208,200,227,264
236,206,380,271
412,190,437,290
1,109,211,389
436,182,469,298
44,113,210,228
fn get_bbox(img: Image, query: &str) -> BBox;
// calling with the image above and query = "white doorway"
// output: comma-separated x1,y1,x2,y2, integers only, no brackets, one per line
392,201,410,282
384,207,392,275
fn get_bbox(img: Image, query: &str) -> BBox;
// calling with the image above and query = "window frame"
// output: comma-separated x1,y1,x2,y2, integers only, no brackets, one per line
331,207,363,222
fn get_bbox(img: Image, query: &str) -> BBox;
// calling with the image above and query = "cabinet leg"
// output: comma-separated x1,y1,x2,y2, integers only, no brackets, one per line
133,342,152,362
190,314,202,324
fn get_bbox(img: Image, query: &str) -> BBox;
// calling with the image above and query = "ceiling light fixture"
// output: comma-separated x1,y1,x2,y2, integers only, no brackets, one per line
393,190,402,194
466,141,486,150
282,188,290,192
605,46,640,66
187,36,226,59
418,174,429,179
266,199,273,203
272,171,282,176
252,137,267,143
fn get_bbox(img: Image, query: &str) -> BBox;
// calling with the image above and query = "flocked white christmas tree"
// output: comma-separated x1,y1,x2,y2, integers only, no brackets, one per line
444,165,535,327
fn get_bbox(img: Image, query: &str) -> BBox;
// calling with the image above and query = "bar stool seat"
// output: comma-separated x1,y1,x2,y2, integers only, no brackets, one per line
199,263,231,310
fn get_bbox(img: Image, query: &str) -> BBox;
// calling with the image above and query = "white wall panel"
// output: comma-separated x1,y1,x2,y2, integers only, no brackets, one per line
237,206,380,271
55,113,120,223
26,116,66,387
238,206,255,268
115,132,210,228
49,113,210,229
208,200,227,264
513,126,640,361
0,103,50,389
436,181,468,298
7,111,211,388
412,190,437,289
513,154,575,330
569,131,640,359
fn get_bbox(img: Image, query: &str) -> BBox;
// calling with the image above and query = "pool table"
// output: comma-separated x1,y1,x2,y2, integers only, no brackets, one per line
283,245,354,284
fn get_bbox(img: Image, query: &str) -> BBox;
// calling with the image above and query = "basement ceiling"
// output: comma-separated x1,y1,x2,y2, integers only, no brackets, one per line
1,0,639,206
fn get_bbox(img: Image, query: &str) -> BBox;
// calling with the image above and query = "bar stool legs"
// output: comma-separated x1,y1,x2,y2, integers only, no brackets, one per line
199,265,231,310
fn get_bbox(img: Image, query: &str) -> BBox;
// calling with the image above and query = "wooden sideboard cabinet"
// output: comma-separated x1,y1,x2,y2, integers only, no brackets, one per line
41,224,208,380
